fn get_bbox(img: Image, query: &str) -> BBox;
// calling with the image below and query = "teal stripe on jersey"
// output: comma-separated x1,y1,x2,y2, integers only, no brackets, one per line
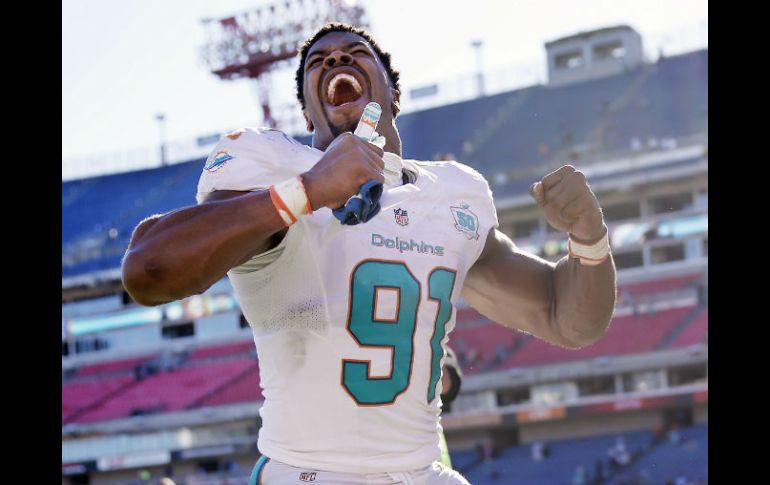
249,455,269,485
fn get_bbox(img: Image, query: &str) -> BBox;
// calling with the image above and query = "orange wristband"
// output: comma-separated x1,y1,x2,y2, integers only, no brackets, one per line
268,176,312,227
568,230,611,266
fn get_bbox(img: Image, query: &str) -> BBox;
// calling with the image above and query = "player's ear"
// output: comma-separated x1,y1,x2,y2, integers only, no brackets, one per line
390,88,401,118
303,111,314,132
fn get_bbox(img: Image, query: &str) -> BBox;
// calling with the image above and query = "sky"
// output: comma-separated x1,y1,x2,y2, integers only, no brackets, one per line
62,0,707,179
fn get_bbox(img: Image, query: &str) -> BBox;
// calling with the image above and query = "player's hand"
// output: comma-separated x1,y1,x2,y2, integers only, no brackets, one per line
300,132,385,210
530,165,606,243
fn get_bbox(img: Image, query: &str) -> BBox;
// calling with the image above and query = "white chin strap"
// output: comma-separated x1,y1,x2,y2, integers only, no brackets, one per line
369,132,403,186
382,152,404,186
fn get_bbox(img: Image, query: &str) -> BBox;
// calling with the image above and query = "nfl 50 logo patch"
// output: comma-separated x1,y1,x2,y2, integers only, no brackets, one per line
450,203,480,240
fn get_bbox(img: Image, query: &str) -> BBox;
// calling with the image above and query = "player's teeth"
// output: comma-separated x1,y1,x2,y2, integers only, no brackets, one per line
327,73,362,102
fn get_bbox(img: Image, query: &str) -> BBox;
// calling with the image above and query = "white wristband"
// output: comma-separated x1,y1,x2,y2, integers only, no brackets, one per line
269,176,312,227
568,229,610,266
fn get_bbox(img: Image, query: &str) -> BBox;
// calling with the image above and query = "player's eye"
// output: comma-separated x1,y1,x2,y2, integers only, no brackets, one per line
351,49,369,57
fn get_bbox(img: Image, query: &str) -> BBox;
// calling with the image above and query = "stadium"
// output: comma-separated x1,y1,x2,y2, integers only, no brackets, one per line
62,4,708,485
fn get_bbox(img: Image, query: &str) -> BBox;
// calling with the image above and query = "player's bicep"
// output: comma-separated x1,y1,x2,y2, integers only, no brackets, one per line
463,228,575,347
202,189,287,265
200,189,256,203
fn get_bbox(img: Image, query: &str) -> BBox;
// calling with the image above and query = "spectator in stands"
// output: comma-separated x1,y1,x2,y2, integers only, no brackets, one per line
594,457,606,483
495,342,507,363
620,287,636,314
482,437,496,461
531,440,543,461
673,473,688,485
668,425,682,445
646,295,656,317
695,281,707,306
608,437,630,471
137,469,151,483
652,423,666,445
467,347,480,368
531,440,549,461
572,465,589,485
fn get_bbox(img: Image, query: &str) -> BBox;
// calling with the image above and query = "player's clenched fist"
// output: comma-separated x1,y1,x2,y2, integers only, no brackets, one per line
300,132,385,210
530,165,606,243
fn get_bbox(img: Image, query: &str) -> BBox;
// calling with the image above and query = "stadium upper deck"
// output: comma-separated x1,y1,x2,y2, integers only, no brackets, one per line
62,49,707,282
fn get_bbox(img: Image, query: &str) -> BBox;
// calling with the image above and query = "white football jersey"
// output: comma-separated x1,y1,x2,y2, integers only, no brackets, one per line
196,127,498,474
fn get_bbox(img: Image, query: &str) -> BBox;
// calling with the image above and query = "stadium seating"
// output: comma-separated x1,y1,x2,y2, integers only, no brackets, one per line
62,160,203,277
621,273,702,298
497,306,695,370
448,321,521,374
670,308,708,348
62,376,135,423
460,429,653,485
198,364,263,407
623,424,708,484
73,354,155,379
62,298,705,423
186,340,255,362
453,425,707,485
62,50,708,279
75,358,255,423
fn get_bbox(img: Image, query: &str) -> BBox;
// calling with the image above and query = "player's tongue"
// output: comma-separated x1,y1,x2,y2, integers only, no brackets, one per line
327,74,363,107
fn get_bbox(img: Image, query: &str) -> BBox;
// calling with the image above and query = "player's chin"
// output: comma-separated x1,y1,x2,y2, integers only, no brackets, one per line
324,96,370,126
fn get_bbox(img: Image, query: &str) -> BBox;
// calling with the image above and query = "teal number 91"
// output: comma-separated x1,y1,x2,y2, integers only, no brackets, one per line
342,260,456,405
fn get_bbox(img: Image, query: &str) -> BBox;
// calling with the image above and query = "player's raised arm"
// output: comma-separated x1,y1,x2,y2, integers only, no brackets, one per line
121,190,287,306
462,165,616,349
122,132,385,307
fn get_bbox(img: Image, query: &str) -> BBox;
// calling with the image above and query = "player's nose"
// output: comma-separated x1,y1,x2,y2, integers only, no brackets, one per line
324,50,353,69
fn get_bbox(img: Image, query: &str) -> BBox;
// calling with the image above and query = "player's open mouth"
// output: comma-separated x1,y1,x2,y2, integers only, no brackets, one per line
324,70,367,108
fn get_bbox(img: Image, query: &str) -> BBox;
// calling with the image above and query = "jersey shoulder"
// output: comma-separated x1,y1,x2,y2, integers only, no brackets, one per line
196,127,314,203
412,159,499,236
412,159,492,194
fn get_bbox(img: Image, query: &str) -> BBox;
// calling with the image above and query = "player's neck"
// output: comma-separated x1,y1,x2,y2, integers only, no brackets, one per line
379,125,402,157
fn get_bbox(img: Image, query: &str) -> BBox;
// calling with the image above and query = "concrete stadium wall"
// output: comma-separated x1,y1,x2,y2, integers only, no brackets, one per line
518,409,663,444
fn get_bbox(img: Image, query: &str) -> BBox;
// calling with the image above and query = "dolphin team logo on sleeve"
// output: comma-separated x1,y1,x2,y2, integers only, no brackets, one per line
204,150,234,171
450,203,480,240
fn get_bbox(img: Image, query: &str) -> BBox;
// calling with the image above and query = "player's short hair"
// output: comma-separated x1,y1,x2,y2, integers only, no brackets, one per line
295,23,401,109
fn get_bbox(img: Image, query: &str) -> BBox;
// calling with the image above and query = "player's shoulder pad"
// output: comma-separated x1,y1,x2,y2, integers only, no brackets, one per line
415,159,499,237
414,160,491,190
196,127,307,203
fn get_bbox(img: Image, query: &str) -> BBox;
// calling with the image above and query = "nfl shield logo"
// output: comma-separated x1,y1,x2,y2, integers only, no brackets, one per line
394,208,409,226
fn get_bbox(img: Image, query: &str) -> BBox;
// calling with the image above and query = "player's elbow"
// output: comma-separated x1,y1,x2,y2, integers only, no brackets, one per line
122,251,163,306
121,250,199,307
558,313,613,349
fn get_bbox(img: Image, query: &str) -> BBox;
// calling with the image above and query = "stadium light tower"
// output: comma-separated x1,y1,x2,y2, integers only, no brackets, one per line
155,113,167,166
471,39,485,97
200,0,369,130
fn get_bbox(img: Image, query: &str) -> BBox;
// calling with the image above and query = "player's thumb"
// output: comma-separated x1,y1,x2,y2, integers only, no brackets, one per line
530,181,546,206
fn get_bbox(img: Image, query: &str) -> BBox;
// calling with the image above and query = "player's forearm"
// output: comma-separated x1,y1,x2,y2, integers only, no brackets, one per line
122,191,285,306
552,254,616,347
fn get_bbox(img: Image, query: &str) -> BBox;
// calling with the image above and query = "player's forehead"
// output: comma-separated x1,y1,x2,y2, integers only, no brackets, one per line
306,31,372,59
